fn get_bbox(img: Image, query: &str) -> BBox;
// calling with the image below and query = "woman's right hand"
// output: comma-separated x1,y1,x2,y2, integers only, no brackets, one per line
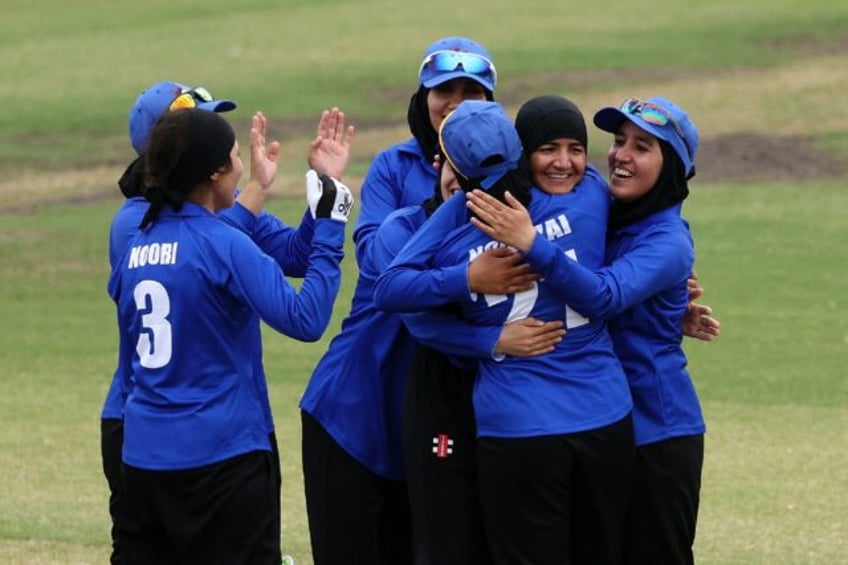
237,112,281,216
249,111,281,191
468,247,539,295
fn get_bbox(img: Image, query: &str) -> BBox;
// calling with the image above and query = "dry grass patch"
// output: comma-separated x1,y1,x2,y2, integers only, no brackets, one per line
2,52,846,212
577,53,848,139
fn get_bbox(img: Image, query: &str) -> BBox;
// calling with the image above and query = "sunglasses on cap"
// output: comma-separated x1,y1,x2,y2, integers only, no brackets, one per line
418,50,497,84
620,98,693,161
168,87,215,111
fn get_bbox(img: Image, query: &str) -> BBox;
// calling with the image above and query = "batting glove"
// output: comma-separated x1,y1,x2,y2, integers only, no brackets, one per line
305,169,354,223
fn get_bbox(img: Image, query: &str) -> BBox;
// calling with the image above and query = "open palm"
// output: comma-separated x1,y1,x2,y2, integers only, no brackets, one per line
308,107,355,179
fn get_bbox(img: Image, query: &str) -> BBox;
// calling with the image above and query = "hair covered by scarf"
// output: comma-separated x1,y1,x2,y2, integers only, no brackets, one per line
140,109,235,229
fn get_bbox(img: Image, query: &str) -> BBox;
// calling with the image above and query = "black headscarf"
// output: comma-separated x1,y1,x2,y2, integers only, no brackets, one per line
515,95,587,153
118,156,145,198
408,86,440,166
608,140,690,230
140,109,235,229
514,95,588,188
407,84,495,177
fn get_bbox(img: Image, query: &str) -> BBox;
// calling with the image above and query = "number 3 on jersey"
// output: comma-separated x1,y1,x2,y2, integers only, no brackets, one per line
133,280,172,369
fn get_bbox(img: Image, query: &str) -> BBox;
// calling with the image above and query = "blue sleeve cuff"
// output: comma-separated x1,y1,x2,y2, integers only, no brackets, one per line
443,262,473,302
220,202,258,235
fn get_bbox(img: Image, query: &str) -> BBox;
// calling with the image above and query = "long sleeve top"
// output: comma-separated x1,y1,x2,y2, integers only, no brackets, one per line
108,203,344,470
375,167,632,438
520,204,704,445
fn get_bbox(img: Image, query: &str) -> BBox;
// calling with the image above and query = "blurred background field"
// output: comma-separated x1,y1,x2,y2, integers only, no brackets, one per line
0,0,846,563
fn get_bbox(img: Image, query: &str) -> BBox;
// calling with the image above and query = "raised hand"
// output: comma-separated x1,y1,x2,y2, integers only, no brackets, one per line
308,107,355,180
237,111,281,216
494,317,566,357
250,111,281,190
467,189,537,252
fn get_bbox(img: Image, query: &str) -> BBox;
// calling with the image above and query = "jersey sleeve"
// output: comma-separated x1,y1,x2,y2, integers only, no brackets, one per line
226,219,345,342
401,309,500,360
352,151,406,266
524,222,693,319
220,203,316,278
105,269,137,417
373,195,471,313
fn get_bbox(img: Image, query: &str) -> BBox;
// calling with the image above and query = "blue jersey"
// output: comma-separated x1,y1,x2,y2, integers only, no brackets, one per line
301,201,499,479
376,167,632,438
103,197,150,420
353,138,438,266
102,198,315,427
107,203,344,470
519,204,704,445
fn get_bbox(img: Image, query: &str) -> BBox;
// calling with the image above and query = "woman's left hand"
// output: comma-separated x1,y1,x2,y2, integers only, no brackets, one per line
308,107,355,180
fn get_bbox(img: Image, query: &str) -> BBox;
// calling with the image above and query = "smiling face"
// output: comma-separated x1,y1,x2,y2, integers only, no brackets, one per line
606,120,664,202
427,77,488,131
528,137,587,194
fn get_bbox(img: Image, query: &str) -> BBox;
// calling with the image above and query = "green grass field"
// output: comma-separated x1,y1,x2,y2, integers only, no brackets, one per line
1,0,847,563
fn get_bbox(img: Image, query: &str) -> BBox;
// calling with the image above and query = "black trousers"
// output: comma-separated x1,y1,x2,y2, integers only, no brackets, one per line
402,346,490,565
118,450,279,565
101,418,124,565
624,435,704,565
477,415,635,565
103,419,283,565
268,431,283,565
301,411,412,565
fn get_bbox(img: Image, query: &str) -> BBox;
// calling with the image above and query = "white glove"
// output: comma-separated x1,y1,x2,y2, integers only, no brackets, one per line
305,169,354,223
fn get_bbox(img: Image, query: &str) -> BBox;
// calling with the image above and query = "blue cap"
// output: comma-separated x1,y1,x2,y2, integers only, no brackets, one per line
418,36,496,93
593,96,698,177
439,100,522,189
128,81,236,155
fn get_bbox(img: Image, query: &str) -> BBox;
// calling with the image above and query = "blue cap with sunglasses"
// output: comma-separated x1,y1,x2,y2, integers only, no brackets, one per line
594,96,699,178
439,100,521,189
128,81,237,155
418,36,497,93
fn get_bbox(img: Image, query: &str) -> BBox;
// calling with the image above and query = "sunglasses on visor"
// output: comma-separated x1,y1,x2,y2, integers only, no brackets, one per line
168,87,215,111
620,98,693,161
418,50,497,84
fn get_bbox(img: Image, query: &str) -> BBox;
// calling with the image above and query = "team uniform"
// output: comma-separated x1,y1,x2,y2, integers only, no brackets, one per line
101,194,315,564
302,134,432,565
301,198,500,565
295,129,442,565
108,202,343,564
523,203,705,564
375,167,636,565
310,36,497,564
353,138,438,264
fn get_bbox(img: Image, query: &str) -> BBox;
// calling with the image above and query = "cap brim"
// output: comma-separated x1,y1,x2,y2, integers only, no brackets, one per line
479,160,518,189
422,71,494,92
480,172,506,189
197,100,237,113
593,106,671,145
